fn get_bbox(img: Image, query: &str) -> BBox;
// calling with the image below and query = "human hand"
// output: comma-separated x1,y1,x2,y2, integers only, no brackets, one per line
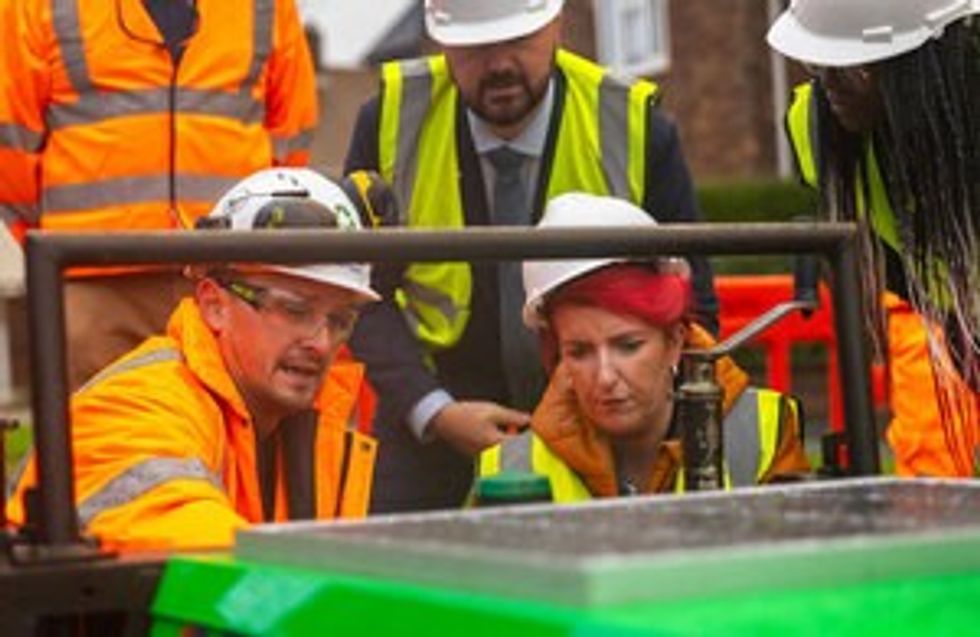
429,400,531,457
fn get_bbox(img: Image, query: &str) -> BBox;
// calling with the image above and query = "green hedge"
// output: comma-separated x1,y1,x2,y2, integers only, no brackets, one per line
697,179,818,223
695,179,820,274
4,422,31,481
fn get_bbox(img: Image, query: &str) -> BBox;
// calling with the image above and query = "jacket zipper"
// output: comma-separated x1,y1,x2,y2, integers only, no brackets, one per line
332,431,354,518
168,55,181,227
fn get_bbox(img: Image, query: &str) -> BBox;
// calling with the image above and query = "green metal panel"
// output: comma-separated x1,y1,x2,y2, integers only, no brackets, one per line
151,480,980,635
151,555,980,636
151,555,585,636
235,479,980,607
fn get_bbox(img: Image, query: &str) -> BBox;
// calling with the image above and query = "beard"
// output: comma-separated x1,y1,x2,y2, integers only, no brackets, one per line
466,69,550,128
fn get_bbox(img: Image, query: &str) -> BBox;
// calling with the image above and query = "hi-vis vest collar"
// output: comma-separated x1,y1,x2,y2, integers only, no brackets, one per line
378,49,659,351
478,387,786,502
786,82,900,252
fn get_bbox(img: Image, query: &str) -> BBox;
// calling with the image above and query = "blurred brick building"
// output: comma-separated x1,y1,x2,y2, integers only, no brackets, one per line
307,0,805,182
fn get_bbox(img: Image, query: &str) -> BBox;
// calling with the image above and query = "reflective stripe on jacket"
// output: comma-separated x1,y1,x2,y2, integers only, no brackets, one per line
785,82,899,251
6,299,376,551
377,49,658,351
478,387,790,502
0,0,317,234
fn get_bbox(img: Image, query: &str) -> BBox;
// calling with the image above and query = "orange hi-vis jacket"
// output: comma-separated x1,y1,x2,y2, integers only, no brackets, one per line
6,299,377,552
0,0,317,242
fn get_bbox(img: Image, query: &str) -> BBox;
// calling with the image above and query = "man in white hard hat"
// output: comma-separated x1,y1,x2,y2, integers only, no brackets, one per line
344,0,718,512
7,168,382,551
767,0,980,476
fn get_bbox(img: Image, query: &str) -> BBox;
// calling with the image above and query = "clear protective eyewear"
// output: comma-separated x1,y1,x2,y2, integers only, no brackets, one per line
217,278,359,342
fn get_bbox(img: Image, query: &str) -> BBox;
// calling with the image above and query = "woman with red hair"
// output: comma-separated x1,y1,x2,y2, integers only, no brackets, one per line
476,193,810,502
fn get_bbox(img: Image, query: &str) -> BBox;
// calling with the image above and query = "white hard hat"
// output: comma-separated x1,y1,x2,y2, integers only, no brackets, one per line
767,0,978,67
425,0,564,47
201,168,379,302
522,193,686,329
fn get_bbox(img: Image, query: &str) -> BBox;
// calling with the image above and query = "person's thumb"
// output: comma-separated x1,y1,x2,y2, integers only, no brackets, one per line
493,406,531,434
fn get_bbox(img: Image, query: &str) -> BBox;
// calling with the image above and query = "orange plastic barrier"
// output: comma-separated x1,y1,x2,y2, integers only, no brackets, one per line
715,275,886,431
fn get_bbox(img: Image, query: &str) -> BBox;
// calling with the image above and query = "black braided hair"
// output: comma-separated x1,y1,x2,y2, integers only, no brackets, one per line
814,17,980,474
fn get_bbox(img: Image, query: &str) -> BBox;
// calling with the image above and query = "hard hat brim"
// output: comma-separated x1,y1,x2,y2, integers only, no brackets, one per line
767,11,931,67
522,256,620,329
426,4,562,47
268,265,381,303
202,167,381,303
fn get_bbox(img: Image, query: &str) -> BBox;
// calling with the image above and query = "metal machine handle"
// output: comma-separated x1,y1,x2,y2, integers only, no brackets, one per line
677,256,821,490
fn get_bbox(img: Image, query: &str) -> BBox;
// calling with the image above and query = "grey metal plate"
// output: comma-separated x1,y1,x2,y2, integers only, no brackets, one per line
236,478,980,607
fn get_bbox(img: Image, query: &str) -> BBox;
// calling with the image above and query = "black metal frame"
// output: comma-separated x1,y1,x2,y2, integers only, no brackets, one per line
21,221,879,552
0,556,163,636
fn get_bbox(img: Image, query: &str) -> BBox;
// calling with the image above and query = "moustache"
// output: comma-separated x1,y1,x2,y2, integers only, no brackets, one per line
280,353,327,374
480,72,526,91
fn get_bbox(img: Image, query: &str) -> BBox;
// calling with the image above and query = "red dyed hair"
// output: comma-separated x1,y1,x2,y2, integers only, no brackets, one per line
538,263,692,371
545,263,691,326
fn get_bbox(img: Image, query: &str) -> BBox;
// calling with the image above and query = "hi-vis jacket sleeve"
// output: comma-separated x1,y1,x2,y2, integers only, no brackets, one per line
266,0,318,166
73,369,246,552
7,368,245,553
0,0,45,241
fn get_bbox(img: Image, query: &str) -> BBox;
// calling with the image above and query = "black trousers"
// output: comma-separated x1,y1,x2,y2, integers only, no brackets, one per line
368,405,473,513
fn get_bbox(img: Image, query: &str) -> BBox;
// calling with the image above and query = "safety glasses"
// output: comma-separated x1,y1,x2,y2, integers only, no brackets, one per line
216,278,359,342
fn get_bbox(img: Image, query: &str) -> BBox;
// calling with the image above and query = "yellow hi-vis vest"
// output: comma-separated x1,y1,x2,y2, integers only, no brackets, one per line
786,83,900,252
477,388,786,502
378,50,659,351
787,82,963,311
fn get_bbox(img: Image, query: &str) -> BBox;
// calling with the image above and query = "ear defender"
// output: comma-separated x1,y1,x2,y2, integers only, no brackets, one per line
341,170,400,229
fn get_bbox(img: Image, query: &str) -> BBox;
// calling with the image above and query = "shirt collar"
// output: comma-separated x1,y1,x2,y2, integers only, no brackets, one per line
468,79,554,159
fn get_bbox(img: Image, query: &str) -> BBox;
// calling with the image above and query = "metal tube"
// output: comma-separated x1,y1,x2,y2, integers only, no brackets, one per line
831,242,880,474
767,0,793,179
676,358,725,490
34,223,857,266
25,237,75,545
24,222,877,548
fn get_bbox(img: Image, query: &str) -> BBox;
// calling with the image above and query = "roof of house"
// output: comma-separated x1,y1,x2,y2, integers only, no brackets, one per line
299,0,422,69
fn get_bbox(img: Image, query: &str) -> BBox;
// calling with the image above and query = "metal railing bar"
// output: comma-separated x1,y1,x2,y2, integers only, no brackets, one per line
24,221,877,548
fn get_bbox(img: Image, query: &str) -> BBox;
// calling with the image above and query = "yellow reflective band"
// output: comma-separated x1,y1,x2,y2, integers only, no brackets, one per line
478,444,502,478
755,389,784,479
379,62,405,184
628,79,658,202
787,83,818,188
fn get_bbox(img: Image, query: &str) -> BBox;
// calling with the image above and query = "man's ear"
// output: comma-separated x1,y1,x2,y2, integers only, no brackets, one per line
196,278,229,332
548,12,564,45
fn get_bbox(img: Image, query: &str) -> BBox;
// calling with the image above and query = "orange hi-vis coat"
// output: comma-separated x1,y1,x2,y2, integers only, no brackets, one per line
0,0,317,241
883,292,979,477
7,299,377,552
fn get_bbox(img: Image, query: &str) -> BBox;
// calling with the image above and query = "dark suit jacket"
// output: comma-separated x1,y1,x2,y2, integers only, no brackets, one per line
344,68,718,510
